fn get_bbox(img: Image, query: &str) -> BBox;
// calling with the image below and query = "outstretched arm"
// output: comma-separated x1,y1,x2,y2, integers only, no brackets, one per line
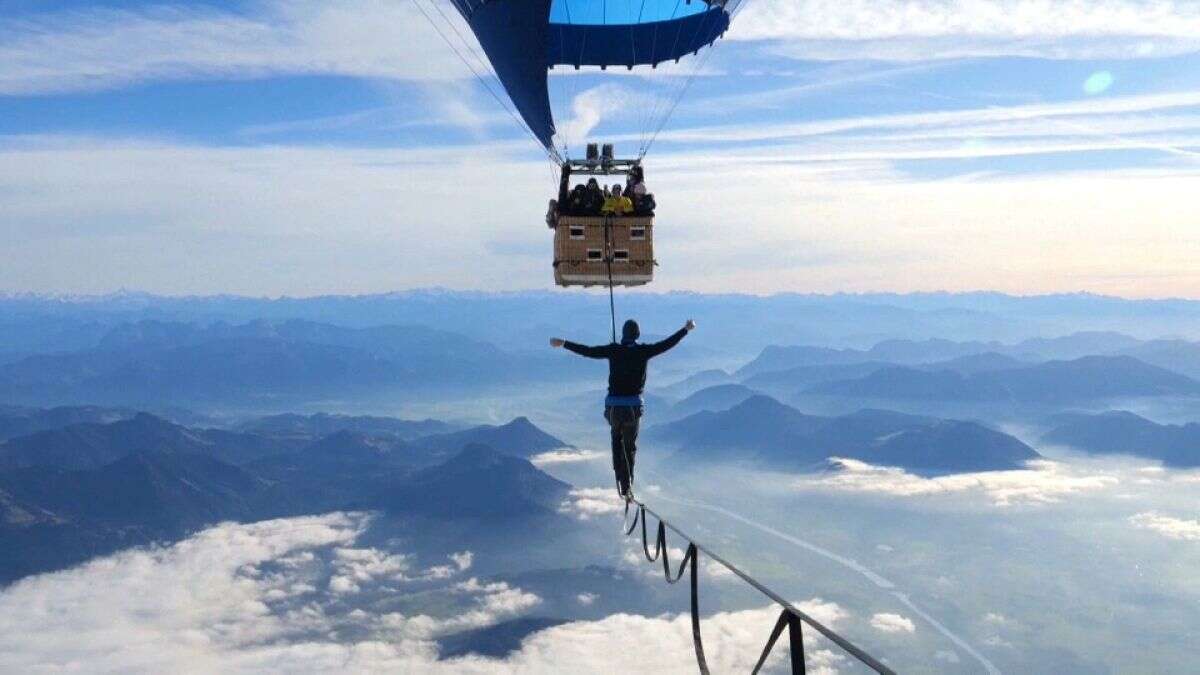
550,338,611,359
645,320,696,358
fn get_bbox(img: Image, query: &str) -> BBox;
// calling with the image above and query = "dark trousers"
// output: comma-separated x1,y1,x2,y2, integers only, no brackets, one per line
605,406,642,494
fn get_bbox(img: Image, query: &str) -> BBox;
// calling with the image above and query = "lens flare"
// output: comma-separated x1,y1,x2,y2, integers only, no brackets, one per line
1083,71,1115,95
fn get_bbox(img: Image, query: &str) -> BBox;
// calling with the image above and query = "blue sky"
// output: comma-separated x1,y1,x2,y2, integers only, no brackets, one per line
2,0,1199,297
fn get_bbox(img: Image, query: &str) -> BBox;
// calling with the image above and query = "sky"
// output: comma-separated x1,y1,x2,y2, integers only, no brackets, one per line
2,0,1200,297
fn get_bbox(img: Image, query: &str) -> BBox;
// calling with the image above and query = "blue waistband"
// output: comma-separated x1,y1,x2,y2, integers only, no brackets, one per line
605,395,643,407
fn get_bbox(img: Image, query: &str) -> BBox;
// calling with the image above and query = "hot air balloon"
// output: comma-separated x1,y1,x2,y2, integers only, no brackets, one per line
432,0,740,287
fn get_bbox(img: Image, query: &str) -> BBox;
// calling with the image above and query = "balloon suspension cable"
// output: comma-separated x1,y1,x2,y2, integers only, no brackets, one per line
639,0,752,159
414,0,561,165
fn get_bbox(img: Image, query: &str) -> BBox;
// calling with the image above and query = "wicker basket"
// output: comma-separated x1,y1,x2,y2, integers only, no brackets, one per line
553,215,655,287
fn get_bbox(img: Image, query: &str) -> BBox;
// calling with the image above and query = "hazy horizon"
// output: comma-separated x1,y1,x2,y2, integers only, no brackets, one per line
8,286,1200,303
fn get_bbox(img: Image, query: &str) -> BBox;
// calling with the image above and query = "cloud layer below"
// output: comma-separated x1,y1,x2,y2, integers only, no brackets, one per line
0,512,864,674
796,458,1120,506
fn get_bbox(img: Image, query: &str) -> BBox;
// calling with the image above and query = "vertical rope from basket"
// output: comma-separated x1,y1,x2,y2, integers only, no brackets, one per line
605,215,617,344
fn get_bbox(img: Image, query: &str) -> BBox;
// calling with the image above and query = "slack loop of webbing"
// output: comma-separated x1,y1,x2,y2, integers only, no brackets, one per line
622,500,642,536
624,502,710,673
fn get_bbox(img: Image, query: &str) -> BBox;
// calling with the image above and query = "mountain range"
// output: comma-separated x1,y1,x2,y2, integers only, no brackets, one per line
0,411,573,585
804,356,1200,404
0,405,139,441
648,395,1039,474
0,413,298,470
237,412,460,441
1041,411,1200,467
736,331,1159,378
0,318,590,407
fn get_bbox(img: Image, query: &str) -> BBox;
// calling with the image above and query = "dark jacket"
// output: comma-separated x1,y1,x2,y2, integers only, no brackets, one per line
564,328,688,396
582,187,604,215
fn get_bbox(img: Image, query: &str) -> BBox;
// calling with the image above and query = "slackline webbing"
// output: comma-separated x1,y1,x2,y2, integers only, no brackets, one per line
621,500,896,675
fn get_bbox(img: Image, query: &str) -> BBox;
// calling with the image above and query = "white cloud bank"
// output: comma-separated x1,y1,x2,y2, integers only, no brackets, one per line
870,612,916,634
532,449,607,466
798,458,1119,506
3,130,1200,297
560,487,626,520
0,512,861,674
1129,511,1200,541
733,0,1200,61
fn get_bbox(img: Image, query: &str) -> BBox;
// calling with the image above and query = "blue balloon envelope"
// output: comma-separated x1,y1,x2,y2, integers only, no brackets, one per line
450,0,733,149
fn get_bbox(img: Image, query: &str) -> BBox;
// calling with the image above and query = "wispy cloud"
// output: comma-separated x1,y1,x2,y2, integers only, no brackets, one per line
732,0,1200,61
1129,511,1200,540
645,90,1200,160
0,1,465,96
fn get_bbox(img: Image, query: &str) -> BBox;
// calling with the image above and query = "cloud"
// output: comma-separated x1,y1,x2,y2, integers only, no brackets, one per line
0,513,540,672
731,0,1200,61
647,89,1200,150
552,84,663,150
981,634,1015,648
1129,511,1200,541
450,552,474,571
532,449,607,465
3,130,1200,297
560,487,626,520
470,601,849,675
5,0,1197,106
870,612,916,634
0,512,861,674
935,649,962,663
0,1,470,96
797,458,1120,506
981,612,1017,627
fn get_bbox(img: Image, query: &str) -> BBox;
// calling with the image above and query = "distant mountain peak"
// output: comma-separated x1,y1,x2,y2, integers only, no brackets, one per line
447,443,507,467
407,417,570,459
732,394,790,412
386,443,571,519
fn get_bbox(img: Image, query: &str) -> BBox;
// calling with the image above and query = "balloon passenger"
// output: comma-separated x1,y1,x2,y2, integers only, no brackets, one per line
567,184,588,216
551,319,696,498
601,184,634,216
584,179,605,215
